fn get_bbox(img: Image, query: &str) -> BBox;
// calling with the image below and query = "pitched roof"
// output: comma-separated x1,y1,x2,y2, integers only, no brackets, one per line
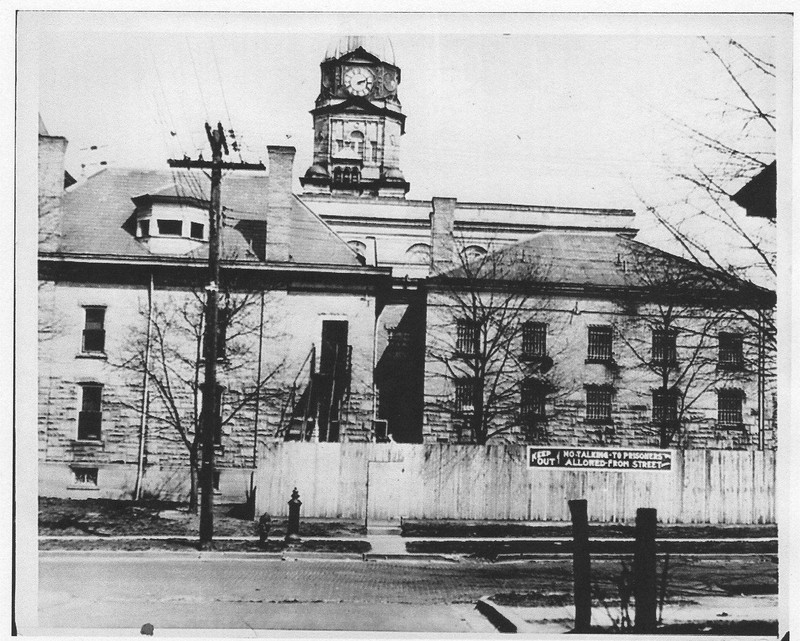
53,168,363,267
435,231,773,305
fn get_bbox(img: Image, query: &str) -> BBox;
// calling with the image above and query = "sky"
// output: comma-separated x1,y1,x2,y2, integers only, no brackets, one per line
25,11,788,281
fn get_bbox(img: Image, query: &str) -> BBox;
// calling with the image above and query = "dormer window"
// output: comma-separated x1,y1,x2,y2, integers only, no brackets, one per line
157,219,183,236
190,222,205,240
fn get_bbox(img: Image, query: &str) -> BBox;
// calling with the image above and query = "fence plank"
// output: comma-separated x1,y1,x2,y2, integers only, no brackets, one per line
253,444,775,524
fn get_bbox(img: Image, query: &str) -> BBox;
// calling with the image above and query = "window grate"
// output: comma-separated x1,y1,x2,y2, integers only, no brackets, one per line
652,388,678,424
72,467,98,486
454,378,476,414
718,389,743,425
522,322,547,359
719,332,744,369
456,320,479,355
652,329,678,365
521,380,547,420
586,387,612,422
587,326,613,361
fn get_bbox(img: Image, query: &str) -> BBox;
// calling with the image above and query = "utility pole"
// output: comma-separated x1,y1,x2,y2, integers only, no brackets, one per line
169,122,265,549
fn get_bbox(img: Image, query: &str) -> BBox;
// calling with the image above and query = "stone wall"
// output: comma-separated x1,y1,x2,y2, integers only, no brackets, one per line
423,291,775,450
38,277,378,498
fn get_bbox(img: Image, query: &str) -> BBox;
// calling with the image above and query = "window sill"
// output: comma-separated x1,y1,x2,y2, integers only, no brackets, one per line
521,354,548,362
717,423,745,430
76,352,108,360
717,364,746,373
71,439,103,446
585,418,614,425
67,485,100,491
585,358,615,365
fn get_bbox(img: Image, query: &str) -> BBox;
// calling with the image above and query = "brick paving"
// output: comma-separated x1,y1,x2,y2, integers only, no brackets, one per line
39,555,526,631
36,553,777,632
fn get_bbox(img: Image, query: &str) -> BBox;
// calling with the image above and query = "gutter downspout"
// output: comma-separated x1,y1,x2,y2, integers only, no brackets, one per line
134,272,154,501
251,291,265,497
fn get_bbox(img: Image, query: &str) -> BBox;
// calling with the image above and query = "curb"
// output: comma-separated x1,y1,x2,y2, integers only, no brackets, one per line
363,553,461,563
476,596,527,633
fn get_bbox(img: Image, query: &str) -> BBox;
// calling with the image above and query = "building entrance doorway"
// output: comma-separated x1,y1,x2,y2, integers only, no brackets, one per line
366,461,408,523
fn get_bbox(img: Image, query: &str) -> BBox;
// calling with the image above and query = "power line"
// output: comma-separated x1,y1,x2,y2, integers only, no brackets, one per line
186,36,210,123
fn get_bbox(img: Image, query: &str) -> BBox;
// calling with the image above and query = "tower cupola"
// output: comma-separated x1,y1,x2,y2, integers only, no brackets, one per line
301,35,409,198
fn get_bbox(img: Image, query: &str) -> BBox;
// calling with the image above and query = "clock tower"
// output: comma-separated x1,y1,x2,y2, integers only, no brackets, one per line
301,36,410,198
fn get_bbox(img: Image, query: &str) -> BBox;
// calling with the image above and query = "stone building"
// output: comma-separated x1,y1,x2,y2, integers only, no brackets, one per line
38,35,776,501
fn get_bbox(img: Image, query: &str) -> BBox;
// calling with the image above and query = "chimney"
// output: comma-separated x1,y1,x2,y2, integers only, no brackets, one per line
364,236,378,267
265,145,296,262
430,196,457,273
38,133,69,251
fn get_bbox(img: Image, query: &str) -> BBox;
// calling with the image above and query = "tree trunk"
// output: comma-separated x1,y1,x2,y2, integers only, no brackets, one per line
188,446,199,514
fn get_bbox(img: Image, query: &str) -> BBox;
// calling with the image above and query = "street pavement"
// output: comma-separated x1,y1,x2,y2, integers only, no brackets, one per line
38,553,530,632
36,551,778,634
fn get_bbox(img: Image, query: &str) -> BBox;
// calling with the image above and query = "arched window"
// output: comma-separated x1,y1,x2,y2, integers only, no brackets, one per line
333,167,342,184
352,168,360,183
350,130,365,158
405,243,432,264
461,245,487,261
348,240,367,257
343,167,351,184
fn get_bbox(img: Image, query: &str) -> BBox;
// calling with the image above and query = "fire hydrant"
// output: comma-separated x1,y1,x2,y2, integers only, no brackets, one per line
257,513,271,546
285,487,302,543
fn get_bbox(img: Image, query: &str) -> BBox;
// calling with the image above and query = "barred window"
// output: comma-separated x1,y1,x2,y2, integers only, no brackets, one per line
586,387,613,422
82,307,106,353
652,329,677,365
652,388,678,424
71,467,98,486
718,332,744,369
77,384,103,440
587,326,613,362
454,378,476,414
718,389,743,426
522,322,547,359
456,319,479,355
521,380,547,420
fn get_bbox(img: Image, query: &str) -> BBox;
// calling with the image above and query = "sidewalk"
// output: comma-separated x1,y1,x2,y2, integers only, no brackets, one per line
478,594,778,635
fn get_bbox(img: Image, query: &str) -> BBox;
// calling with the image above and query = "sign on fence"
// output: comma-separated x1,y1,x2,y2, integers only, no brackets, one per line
528,447,673,471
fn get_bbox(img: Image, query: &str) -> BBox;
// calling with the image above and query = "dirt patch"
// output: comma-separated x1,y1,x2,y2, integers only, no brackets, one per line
405,539,776,559
39,498,366,538
401,519,777,540
38,537,370,554
490,591,572,607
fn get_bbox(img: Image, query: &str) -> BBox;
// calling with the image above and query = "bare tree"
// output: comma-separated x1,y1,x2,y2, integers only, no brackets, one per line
645,37,776,350
613,244,762,448
117,286,285,512
427,241,576,445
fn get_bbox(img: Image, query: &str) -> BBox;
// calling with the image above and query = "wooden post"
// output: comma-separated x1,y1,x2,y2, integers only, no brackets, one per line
634,507,658,633
568,499,591,632
168,124,265,550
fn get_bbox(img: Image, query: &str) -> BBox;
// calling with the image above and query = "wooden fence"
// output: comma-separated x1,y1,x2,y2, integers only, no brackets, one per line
253,443,775,524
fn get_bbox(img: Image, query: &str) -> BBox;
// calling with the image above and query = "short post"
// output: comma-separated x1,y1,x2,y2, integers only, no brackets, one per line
568,499,592,633
634,507,658,633
285,488,302,543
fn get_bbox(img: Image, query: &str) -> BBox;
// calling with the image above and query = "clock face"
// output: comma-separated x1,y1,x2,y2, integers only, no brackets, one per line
343,67,375,97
